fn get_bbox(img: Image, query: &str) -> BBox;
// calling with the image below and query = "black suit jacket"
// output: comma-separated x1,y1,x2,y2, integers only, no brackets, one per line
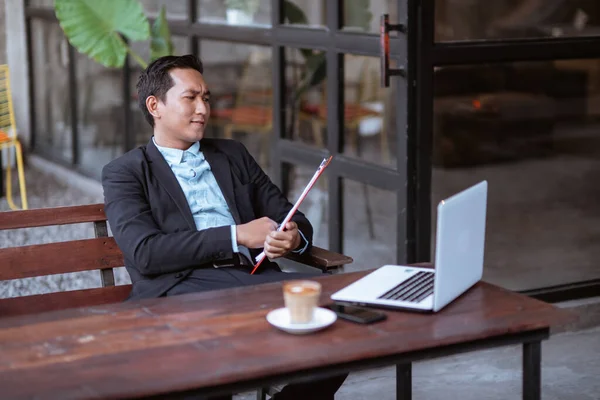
102,138,313,300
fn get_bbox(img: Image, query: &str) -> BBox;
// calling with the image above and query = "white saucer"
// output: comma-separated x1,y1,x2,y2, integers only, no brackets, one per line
266,307,337,335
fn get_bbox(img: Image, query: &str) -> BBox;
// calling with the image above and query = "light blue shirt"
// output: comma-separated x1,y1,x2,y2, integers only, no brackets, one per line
153,138,308,260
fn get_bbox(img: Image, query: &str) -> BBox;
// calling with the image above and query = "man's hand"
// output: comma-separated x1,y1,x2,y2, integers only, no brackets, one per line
263,222,302,260
237,217,278,249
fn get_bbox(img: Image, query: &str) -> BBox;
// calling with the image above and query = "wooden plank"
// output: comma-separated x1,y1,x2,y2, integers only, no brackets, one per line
0,204,107,230
0,272,575,400
285,246,353,270
0,237,124,280
0,285,131,318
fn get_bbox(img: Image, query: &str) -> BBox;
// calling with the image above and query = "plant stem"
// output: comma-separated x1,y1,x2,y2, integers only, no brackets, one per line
126,46,148,69
115,33,148,68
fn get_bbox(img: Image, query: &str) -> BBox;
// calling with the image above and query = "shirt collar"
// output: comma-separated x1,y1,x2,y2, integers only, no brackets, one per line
153,137,201,165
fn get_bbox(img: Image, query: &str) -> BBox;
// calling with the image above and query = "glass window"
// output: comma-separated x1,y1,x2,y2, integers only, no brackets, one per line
286,163,329,250
197,41,272,172
141,0,187,20
341,54,396,168
76,51,124,180
198,0,271,27
432,59,600,290
436,0,600,41
30,19,72,163
286,47,327,149
343,179,397,272
283,0,326,29
341,0,397,33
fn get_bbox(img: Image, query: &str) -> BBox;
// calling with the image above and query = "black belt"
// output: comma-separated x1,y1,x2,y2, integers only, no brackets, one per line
212,253,254,268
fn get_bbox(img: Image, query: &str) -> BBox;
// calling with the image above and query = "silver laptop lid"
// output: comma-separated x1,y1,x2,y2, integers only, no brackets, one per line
433,181,488,312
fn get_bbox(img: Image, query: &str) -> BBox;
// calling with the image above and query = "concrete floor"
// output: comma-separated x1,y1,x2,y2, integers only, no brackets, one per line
233,325,600,400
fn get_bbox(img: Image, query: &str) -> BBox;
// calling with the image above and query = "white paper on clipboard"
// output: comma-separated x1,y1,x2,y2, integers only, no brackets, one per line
254,155,333,264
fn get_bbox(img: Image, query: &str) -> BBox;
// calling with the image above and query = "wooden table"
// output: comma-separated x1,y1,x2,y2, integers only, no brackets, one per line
0,270,573,400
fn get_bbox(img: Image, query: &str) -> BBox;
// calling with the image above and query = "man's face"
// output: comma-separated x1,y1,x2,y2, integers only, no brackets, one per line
152,67,211,148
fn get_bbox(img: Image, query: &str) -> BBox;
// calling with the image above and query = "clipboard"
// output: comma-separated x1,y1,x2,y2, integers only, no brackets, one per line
250,155,333,274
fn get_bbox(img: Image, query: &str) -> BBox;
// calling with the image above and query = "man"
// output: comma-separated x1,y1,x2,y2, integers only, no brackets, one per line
102,54,345,399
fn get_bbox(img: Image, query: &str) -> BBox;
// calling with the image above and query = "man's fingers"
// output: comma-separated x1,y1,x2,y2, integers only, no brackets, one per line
265,235,292,250
270,229,296,241
264,242,286,259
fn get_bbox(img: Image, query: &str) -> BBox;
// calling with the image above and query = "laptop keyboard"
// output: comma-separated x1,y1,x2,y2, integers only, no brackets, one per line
377,271,434,303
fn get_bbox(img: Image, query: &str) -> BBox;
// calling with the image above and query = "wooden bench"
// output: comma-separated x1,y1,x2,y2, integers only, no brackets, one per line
0,203,353,318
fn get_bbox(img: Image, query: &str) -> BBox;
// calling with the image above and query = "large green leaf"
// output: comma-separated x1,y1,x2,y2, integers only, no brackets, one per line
150,6,173,62
283,0,308,25
55,0,150,68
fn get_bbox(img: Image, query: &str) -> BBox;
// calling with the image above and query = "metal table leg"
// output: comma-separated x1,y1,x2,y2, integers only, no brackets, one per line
396,363,412,400
523,341,541,400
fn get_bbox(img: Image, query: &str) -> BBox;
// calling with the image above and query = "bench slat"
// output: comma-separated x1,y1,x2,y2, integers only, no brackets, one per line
286,246,353,270
0,204,107,230
0,238,124,281
0,285,132,318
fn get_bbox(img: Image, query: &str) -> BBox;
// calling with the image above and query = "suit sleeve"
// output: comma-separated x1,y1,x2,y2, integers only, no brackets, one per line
102,163,234,277
239,143,314,252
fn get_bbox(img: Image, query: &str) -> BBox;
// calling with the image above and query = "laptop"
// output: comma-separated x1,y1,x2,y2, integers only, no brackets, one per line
331,180,488,313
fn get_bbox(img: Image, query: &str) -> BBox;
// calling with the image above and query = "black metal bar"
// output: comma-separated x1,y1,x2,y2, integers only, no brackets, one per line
326,0,343,255
123,42,134,153
169,20,406,58
67,44,79,165
173,21,271,44
328,177,344,263
523,341,542,400
433,36,600,66
270,0,284,188
187,0,199,56
413,0,434,262
278,140,405,192
396,363,412,400
24,7,56,20
519,279,600,303
272,26,405,57
396,0,410,265
326,55,343,154
141,329,550,400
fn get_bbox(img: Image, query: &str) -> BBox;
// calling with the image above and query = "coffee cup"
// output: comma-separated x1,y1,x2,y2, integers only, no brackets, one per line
283,280,322,324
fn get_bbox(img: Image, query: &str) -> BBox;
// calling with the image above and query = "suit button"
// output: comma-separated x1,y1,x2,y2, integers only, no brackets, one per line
219,252,225,258
175,273,183,278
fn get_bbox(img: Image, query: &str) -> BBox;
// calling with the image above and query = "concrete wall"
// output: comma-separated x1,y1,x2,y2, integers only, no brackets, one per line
4,0,31,147
0,0,6,64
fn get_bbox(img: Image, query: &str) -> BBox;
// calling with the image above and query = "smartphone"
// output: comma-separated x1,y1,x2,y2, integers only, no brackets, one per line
325,303,387,324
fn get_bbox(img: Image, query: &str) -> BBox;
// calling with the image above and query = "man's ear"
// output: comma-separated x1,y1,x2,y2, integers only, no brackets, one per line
146,95,160,120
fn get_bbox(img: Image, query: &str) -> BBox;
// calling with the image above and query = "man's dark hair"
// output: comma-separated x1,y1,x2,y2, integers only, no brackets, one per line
136,54,204,127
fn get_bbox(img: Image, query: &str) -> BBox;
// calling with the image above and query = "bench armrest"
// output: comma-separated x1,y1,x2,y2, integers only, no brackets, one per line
284,246,353,273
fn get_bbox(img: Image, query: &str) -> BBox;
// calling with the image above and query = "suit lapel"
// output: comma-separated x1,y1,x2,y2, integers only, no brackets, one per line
145,138,196,230
202,141,241,224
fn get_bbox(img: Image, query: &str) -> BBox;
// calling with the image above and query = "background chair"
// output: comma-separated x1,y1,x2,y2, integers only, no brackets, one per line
0,65,28,210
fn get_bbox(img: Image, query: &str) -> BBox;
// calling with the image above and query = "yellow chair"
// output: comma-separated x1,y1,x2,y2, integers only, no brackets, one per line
0,65,28,210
